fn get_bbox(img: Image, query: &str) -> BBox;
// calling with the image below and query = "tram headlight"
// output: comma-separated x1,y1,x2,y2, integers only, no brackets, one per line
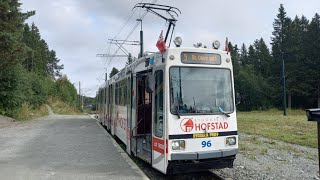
226,137,237,146
174,37,182,47
212,40,221,49
171,140,185,151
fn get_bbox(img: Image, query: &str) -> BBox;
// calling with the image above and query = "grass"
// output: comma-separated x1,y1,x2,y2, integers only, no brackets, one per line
47,97,82,115
238,109,317,148
15,104,49,121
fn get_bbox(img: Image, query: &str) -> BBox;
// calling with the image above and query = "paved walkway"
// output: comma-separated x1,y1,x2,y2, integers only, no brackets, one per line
0,113,148,180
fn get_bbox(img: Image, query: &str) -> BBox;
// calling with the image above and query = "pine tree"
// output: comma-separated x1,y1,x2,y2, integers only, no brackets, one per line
247,45,255,66
239,43,248,66
109,67,119,78
0,0,29,116
126,53,133,65
47,50,64,78
22,23,63,78
0,0,27,69
252,38,272,78
305,13,320,107
271,4,292,109
284,16,311,108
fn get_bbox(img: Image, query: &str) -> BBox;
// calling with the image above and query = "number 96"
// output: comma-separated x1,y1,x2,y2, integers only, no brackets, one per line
201,140,212,148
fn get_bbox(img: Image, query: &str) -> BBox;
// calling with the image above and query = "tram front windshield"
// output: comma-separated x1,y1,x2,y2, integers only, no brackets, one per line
170,67,233,115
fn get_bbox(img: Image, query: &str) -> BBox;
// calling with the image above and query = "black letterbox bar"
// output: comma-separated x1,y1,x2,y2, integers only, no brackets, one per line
306,108,320,121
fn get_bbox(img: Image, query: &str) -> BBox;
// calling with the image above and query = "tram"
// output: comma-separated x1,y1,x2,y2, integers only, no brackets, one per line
96,36,238,174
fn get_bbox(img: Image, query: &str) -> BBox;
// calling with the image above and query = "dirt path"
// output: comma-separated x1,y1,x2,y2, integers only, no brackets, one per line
45,104,54,116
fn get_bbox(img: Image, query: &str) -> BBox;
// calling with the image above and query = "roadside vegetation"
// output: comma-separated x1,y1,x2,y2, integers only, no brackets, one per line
0,1,79,120
48,97,80,115
238,109,317,148
15,104,49,121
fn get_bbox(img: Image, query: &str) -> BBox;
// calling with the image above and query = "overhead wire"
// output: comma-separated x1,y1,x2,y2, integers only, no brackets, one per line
106,0,157,69
98,0,157,83
97,2,141,83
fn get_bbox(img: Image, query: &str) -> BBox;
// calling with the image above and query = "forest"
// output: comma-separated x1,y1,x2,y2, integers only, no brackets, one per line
0,1,78,118
230,4,320,111
2,1,320,119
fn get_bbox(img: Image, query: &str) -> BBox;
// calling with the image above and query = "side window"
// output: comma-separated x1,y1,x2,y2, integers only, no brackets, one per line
116,83,119,105
154,70,164,138
127,77,130,105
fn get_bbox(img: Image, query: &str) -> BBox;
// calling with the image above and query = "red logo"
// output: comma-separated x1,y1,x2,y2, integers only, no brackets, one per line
180,118,194,132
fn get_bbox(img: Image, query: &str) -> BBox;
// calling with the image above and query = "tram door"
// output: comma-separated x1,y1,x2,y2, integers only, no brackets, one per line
132,73,152,163
131,74,137,156
107,84,112,131
152,69,166,173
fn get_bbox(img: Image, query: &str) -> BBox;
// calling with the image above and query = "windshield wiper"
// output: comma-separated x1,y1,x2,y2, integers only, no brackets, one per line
176,109,180,118
176,107,189,118
218,107,230,117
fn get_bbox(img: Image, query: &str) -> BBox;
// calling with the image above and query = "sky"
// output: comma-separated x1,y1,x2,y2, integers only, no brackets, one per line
20,0,320,97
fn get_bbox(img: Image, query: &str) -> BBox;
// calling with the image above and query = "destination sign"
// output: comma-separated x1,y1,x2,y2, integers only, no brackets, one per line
181,52,221,65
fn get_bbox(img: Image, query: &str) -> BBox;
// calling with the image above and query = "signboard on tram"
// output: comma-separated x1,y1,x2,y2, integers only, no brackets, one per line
181,52,221,65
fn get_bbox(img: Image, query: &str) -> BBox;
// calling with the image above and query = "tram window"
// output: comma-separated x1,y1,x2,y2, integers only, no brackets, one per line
124,81,127,105
115,82,119,105
170,67,233,114
127,77,130,104
119,83,123,105
123,79,127,105
118,79,126,106
154,70,164,138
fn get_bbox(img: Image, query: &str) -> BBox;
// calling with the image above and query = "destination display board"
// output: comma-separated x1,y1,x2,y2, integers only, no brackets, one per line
181,52,221,65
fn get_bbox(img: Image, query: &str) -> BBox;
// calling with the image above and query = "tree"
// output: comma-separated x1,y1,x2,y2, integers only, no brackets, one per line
283,16,311,108
252,38,272,78
228,42,241,95
239,43,248,66
0,0,29,116
54,75,78,106
126,53,133,65
271,4,292,109
236,65,272,111
47,50,64,78
109,67,119,78
22,23,64,78
0,0,28,69
305,13,320,107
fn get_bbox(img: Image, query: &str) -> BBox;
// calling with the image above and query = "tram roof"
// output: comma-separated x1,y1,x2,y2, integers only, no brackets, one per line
98,47,229,88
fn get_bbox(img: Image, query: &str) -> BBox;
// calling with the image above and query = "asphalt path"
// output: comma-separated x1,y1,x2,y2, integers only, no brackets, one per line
0,114,147,180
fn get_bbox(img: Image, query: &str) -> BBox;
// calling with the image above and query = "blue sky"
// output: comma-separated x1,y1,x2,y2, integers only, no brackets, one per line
20,0,320,97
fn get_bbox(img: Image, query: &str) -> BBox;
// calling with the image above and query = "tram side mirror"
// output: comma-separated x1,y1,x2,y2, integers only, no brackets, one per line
306,108,320,121
145,74,155,93
145,58,150,67
236,93,241,105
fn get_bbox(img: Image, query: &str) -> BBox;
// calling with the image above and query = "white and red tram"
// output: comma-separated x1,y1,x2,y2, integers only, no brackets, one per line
97,40,238,174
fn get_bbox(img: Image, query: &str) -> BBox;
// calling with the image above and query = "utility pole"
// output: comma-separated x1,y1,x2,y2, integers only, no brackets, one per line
282,52,287,116
281,21,287,116
81,92,84,110
79,81,81,110
137,19,143,58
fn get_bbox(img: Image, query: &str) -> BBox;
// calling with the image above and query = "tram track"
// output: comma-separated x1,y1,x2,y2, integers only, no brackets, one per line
132,155,227,180
96,120,227,180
